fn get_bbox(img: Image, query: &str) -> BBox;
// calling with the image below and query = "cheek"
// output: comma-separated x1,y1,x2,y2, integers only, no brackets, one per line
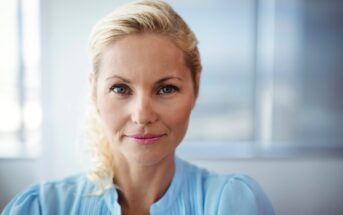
165,98,194,130
96,96,127,132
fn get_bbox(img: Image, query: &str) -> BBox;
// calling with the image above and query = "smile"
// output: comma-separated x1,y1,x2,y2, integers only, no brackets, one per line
126,134,166,145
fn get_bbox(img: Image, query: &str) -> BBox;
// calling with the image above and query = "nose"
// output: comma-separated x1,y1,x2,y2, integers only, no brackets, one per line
131,93,158,125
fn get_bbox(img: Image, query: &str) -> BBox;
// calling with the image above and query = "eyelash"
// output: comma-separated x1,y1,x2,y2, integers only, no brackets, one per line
109,84,131,95
109,84,179,96
156,85,179,95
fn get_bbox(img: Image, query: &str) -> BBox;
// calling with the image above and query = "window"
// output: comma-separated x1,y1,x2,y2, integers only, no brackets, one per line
172,0,343,158
0,0,41,157
181,0,255,143
271,0,343,154
2,0,341,158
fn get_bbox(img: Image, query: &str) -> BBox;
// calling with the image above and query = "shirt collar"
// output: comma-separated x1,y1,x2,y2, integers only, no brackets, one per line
150,157,184,213
103,157,185,214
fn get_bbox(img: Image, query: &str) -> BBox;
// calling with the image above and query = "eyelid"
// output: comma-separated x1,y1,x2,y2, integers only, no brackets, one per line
109,83,132,95
156,84,179,95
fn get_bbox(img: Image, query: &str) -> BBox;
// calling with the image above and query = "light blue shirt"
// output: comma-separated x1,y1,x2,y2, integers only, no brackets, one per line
2,157,274,214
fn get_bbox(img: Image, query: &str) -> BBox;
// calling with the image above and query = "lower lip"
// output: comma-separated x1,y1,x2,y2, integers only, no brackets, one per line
127,135,164,145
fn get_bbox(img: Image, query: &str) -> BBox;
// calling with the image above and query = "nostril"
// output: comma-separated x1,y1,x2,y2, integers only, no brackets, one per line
132,113,157,125
131,105,158,125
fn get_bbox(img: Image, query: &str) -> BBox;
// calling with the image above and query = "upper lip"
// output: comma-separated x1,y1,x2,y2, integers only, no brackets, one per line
126,134,165,139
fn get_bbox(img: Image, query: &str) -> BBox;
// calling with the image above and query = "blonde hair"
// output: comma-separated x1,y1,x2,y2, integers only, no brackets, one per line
86,0,201,193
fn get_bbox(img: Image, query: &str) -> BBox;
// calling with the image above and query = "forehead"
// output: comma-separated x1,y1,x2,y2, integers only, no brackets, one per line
99,33,189,79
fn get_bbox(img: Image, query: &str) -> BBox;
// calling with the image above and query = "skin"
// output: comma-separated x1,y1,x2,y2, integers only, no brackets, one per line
92,33,198,215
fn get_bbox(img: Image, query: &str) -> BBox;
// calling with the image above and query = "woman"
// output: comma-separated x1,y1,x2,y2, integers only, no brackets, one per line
2,0,274,214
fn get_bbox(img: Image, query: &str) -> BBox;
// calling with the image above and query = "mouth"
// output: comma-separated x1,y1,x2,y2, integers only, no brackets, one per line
125,133,166,145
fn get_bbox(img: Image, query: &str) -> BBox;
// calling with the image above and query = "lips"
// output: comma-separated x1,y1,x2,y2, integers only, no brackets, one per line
126,133,165,145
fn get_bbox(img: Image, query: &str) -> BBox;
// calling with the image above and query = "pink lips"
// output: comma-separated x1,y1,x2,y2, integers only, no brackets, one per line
126,134,165,145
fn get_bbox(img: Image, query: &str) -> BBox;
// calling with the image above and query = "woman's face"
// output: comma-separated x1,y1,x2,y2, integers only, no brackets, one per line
94,33,196,166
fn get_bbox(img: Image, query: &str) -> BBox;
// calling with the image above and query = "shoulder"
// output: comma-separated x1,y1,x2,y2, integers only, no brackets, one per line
39,173,91,198
2,184,41,215
205,173,275,215
175,159,274,214
2,174,96,215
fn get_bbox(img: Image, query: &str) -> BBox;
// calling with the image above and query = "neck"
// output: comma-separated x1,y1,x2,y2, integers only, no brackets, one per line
112,154,176,214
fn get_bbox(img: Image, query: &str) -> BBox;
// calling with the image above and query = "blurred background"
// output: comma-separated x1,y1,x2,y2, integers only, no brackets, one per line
1,0,343,214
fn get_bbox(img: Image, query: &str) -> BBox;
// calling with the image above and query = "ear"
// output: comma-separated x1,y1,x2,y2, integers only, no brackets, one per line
195,71,201,97
88,72,97,103
192,72,201,109
88,72,94,84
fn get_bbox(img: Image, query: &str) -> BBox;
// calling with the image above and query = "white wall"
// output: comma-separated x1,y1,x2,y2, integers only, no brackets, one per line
1,0,343,214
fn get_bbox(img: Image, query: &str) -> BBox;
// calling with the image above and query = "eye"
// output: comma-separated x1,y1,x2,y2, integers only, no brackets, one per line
110,84,131,95
157,85,179,95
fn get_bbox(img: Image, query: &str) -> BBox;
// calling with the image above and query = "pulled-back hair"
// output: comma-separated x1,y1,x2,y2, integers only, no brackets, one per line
86,0,201,193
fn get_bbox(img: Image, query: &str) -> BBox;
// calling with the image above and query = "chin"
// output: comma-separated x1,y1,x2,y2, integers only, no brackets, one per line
127,150,175,167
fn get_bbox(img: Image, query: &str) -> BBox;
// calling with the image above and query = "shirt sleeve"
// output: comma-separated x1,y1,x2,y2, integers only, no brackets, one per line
217,175,275,215
1,184,41,215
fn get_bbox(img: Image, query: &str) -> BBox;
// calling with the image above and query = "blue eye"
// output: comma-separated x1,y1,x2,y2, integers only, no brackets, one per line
110,84,131,95
157,85,178,95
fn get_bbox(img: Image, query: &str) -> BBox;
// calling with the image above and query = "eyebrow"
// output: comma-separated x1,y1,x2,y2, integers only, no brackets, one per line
105,75,131,83
105,75,183,84
156,76,183,84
